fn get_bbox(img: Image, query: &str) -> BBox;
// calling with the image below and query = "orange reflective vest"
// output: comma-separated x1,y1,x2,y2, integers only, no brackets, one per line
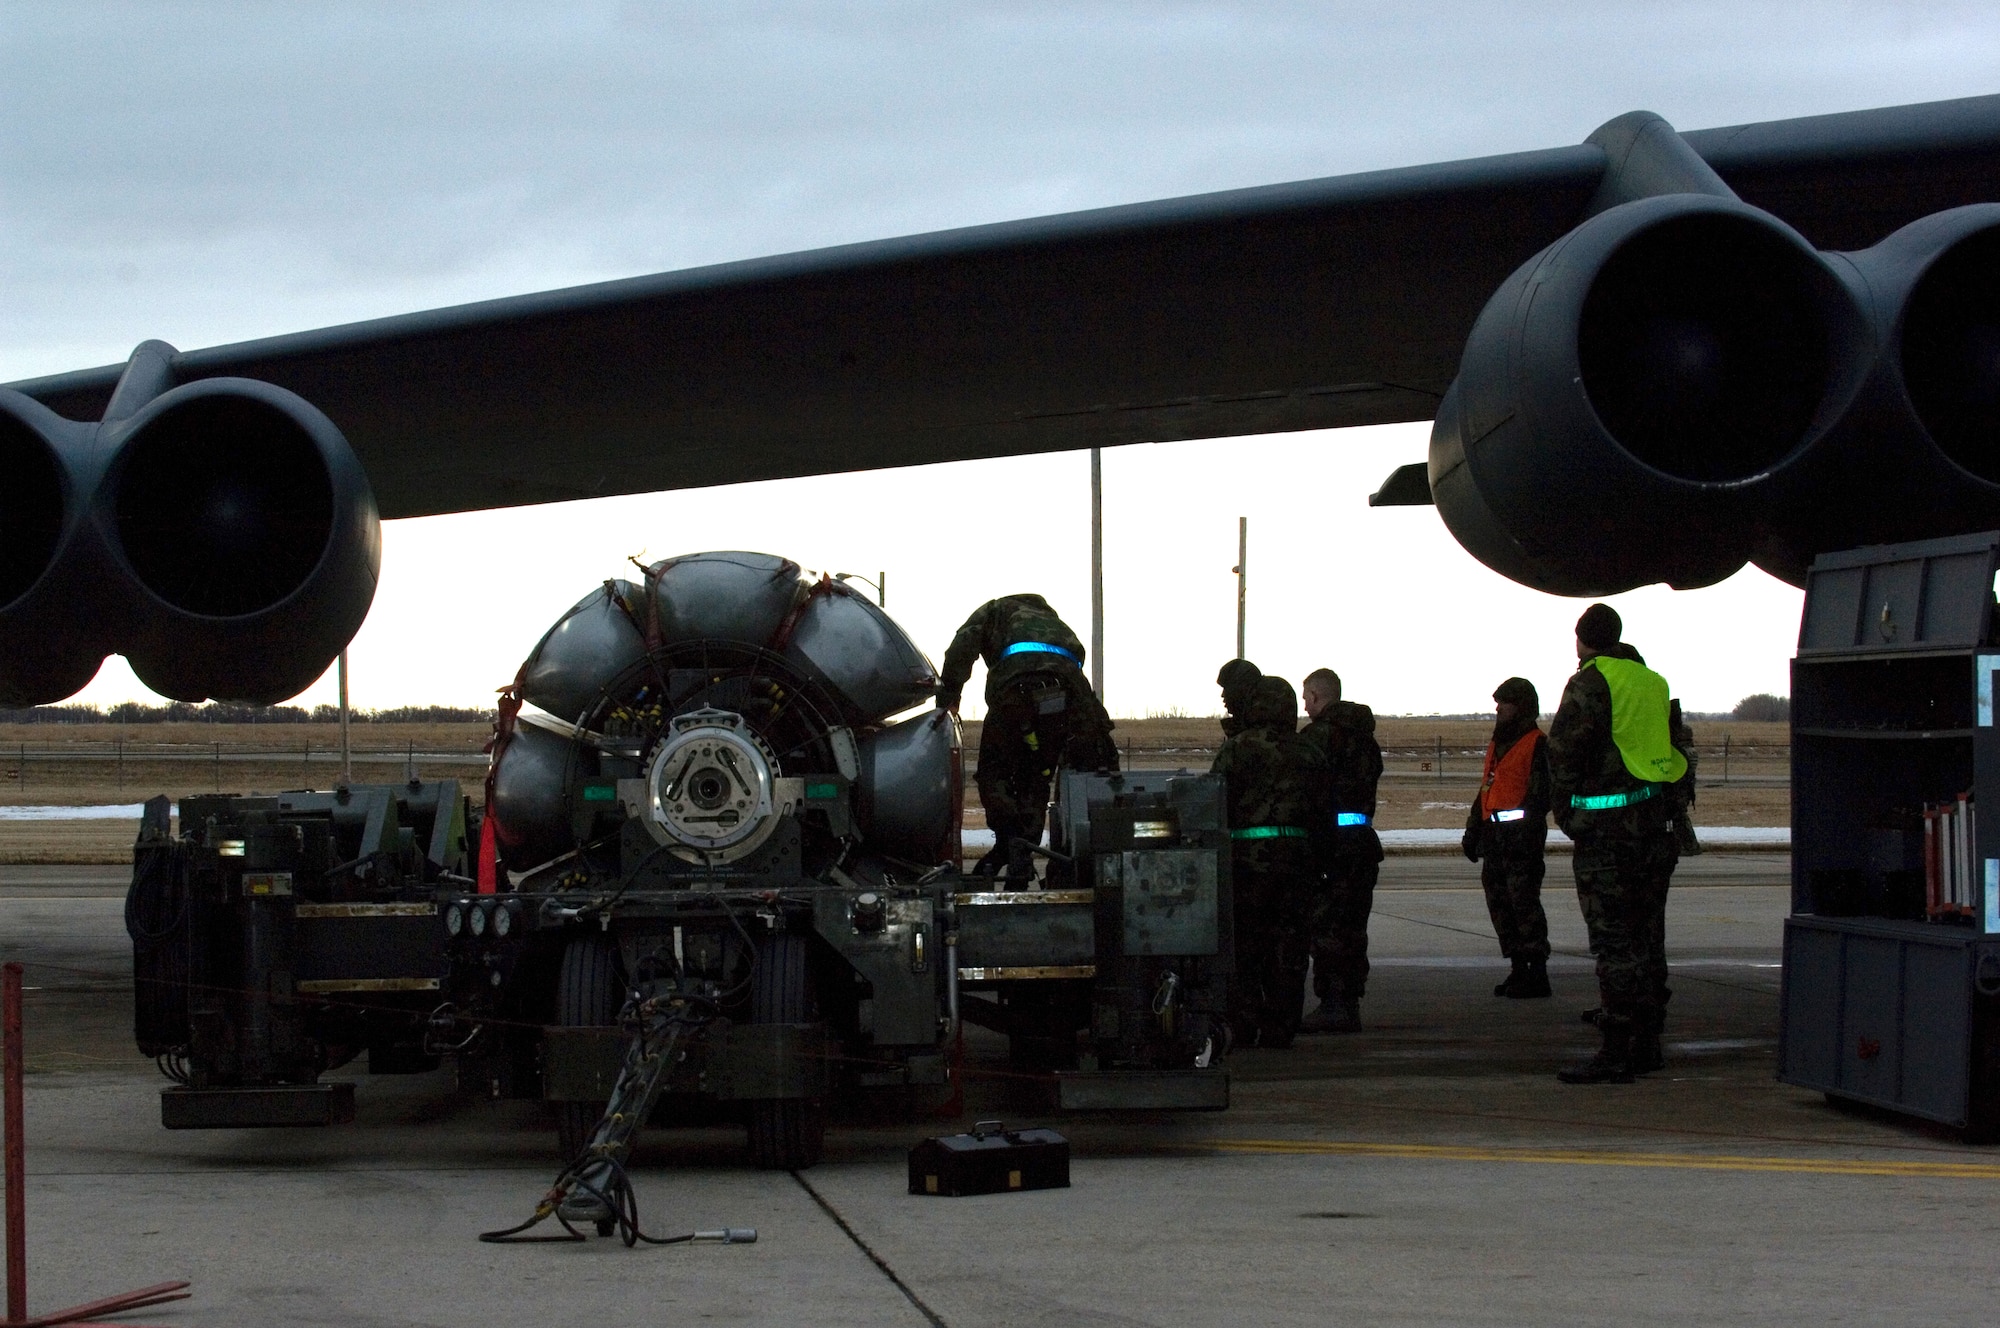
1477,729,1543,819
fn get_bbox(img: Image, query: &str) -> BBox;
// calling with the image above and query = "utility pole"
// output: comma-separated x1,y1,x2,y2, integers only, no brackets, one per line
1234,517,1247,659
833,572,885,607
338,649,352,783
1090,448,1105,702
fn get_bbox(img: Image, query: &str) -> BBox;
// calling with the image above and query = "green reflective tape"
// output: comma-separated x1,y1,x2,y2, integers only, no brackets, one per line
1231,825,1308,840
582,784,617,803
806,781,841,800
1569,784,1657,811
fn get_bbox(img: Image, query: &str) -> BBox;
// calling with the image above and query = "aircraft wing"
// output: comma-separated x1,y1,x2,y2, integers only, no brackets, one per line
12,94,1998,522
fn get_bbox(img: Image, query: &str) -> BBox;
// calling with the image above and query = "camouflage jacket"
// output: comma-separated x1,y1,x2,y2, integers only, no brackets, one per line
1669,699,1699,812
1548,643,1671,840
1297,700,1383,818
1297,698,1384,864
936,595,1088,708
1211,679,1315,862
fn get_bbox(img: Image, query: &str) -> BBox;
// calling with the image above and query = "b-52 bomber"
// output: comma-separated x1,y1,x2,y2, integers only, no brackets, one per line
3,95,1998,708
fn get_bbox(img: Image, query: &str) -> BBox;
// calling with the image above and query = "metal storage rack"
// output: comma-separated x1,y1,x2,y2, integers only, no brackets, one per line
1778,531,2000,1138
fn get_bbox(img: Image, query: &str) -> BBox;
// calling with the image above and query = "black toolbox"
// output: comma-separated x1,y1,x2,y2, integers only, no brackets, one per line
908,1121,1071,1196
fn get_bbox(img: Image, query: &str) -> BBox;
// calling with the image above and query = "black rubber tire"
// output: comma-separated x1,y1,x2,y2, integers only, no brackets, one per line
746,932,826,1170
554,934,622,1159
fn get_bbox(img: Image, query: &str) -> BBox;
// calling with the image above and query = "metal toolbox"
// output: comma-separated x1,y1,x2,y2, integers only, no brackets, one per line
907,1122,1071,1197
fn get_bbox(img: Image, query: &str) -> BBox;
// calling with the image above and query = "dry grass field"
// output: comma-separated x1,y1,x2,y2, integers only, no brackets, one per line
0,716,1788,864
0,722,491,808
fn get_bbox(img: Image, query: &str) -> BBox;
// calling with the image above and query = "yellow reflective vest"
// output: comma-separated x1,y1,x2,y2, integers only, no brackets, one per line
1586,656,1688,786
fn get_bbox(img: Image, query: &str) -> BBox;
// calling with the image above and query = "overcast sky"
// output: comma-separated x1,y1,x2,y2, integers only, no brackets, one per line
6,3,1999,717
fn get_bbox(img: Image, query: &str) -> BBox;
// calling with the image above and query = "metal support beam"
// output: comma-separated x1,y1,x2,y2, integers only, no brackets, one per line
1090,448,1104,702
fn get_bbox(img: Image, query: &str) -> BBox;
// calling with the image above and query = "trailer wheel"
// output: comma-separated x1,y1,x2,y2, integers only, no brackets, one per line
746,932,826,1170
555,934,622,1159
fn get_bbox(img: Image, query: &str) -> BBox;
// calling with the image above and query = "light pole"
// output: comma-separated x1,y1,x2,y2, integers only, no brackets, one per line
833,571,886,607
337,649,352,783
1233,518,1247,659
1090,448,1104,703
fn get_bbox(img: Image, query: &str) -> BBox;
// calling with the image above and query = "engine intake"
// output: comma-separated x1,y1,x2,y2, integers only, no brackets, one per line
0,361,379,706
0,391,108,704
1753,204,2000,582
105,378,380,703
1902,217,2000,480
1431,194,1865,595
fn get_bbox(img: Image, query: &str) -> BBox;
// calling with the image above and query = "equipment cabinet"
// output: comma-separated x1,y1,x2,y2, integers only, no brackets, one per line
1778,532,2000,1136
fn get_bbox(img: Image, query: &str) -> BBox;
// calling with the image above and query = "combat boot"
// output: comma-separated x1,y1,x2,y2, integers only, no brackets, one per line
1508,959,1551,999
1325,997,1362,1034
1557,1013,1635,1084
1632,1008,1665,1074
1297,1002,1335,1034
1493,959,1526,997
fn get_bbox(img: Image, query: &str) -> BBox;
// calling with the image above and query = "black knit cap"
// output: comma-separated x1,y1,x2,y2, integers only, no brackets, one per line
1575,603,1622,651
1493,676,1539,712
1216,658,1263,689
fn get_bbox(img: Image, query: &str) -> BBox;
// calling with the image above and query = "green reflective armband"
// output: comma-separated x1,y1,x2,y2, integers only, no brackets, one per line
1568,784,1658,811
1230,825,1309,840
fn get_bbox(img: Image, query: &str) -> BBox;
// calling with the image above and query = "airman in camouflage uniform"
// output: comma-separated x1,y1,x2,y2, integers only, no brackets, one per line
1548,603,1683,1084
1462,676,1554,998
937,594,1118,881
1668,700,1701,862
1211,665,1315,1048
1295,668,1384,1034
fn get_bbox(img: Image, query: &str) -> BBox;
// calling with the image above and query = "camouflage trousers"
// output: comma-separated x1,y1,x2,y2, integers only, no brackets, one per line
1571,832,1679,1021
1310,848,1380,1002
1480,828,1550,963
973,674,1117,872
1232,852,1315,1043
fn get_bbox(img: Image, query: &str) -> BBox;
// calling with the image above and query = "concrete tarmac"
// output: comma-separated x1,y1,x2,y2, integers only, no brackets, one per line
6,855,1999,1326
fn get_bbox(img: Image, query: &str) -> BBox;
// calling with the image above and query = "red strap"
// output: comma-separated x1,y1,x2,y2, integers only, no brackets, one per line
769,574,834,652
481,668,526,866
628,557,666,650
476,813,499,895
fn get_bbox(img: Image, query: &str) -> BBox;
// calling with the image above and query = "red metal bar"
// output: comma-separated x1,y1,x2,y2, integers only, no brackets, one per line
4,962,26,1325
2,963,190,1328
18,1280,190,1328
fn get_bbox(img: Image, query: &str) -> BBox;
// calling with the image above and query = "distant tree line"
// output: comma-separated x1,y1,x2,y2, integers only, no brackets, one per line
0,702,492,725
1732,694,1791,722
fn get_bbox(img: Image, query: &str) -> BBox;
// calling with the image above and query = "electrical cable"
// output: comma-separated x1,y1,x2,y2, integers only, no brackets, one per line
478,992,758,1249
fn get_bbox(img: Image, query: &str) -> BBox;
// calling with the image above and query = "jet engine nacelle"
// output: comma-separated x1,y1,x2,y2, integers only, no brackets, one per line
1430,191,2000,596
1429,194,1866,596
0,373,379,705
1755,205,2000,582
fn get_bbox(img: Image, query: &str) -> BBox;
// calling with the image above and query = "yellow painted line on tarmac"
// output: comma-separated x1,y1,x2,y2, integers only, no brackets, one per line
1210,1139,2000,1179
